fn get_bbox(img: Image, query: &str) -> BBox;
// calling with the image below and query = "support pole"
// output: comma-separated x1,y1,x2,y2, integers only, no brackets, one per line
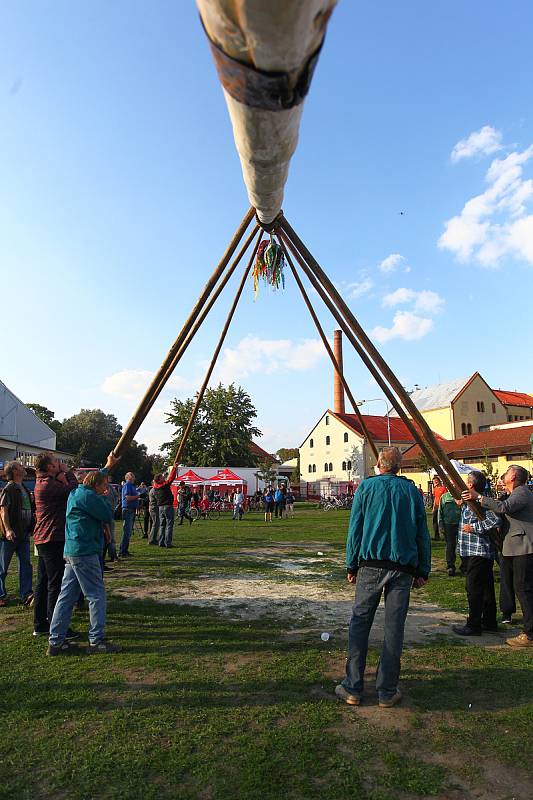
277,235,379,461
172,230,262,466
278,224,460,496
114,207,255,457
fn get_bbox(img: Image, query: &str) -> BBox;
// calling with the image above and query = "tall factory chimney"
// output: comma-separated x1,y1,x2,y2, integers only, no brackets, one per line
333,329,345,414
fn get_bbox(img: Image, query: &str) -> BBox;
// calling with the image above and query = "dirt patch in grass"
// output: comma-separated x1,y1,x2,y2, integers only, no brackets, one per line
0,611,24,632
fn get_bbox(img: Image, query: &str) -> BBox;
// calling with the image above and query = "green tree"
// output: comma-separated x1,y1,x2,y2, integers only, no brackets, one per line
162,383,261,467
255,460,277,487
276,447,299,463
290,457,301,486
26,403,62,434
480,445,498,487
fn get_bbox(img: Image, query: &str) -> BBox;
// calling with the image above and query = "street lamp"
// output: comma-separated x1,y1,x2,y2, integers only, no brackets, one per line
357,398,393,446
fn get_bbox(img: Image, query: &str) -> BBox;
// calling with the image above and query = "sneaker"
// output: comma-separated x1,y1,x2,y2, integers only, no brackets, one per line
501,617,513,624
33,628,50,637
65,628,80,641
446,568,456,577
334,684,361,706
88,641,122,654
452,625,482,637
506,633,533,648
23,593,34,607
47,640,78,656
379,690,402,708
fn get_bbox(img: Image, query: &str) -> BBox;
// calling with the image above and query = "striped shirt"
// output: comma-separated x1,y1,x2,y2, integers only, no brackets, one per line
457,503,499,558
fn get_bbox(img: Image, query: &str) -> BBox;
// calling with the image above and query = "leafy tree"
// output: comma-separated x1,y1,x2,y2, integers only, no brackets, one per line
290,457,301,486
276,447,299,463
255,461,277,487
162,383,261,467
26,403,62,434
480,445,499,487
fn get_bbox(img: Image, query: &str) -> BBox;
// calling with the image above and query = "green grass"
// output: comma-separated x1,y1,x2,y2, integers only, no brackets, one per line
0,508,531,799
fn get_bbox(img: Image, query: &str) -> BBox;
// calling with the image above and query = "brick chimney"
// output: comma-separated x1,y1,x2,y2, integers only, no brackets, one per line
333,329,345,414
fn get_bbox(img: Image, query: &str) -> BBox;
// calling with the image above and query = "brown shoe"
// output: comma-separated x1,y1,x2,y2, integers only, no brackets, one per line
506,633,533,648
334,684,361,705
379,690,402,708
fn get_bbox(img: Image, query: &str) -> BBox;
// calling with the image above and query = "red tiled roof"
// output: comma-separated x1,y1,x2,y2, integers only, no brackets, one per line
249,441,277,462
403,424,533,464
493,389,533,408
331,412,417,443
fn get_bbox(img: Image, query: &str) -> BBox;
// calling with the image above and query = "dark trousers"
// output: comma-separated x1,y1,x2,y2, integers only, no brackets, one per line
274,501,282,518
432,507,440,539
33,541,65,632
513,554,533,637
464,556,497,631
443,523,459,570
496,552,516,618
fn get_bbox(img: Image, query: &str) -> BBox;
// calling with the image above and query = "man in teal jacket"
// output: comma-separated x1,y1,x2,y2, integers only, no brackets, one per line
47,452,121,656
336,447,431,708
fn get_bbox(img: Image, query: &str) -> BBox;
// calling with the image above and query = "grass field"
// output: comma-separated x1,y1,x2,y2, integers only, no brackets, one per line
1,507,531,800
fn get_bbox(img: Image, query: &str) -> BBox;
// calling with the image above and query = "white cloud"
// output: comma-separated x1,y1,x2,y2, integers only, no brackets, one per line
213,336,326,384
102,369,194,401
335,277,373,300
371,312,433,343
439,137,533,267
450,125,503,163
378,253,405,273
382,288,444,313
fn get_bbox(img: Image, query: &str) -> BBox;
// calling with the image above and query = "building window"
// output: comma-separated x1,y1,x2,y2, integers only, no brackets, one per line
342,461,347,471
324,463,328,472
343,432,348,443
467,423,472,435
312,464,316,473
329,462,333,471
325,435,330,445
476,401,485,413
325,415,330,425
309,438,314,448
347,460,352,471
492,403,496,413
461,423,467,435
508,415,512,421
308,465,312,473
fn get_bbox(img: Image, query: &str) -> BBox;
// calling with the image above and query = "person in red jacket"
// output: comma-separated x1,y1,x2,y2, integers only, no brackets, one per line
431,476,447,542
32,453,78,637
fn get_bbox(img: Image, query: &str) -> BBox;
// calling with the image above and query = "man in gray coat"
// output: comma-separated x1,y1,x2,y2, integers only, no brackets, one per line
462,464,533,647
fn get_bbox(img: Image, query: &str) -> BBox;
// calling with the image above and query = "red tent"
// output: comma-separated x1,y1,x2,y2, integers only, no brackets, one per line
171,469,205,506
205,468,247,496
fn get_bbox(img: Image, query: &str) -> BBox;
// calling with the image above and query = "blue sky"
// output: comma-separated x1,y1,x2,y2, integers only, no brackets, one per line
2,1,533,455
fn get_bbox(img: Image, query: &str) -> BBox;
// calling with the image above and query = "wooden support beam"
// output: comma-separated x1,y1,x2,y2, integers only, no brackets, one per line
113,207,255,457
172,230,263,466
277,234,379,461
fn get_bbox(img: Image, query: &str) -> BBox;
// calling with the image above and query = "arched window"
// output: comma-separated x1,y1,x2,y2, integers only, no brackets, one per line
308,465,312,473
467,423,472,435
325,415,330,425
312,464,316,473
342,461,347,471
325,435,330,445
461,423,467,435
344,432,349,443
324,463,329,472
347,460,352,471
310,438,314,448
329,462,333,471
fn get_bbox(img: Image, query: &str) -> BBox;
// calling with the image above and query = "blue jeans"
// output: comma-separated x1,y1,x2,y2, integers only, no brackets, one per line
119,508,136,555
49,554,106,646
342,566,412,701
158,505,175,546
0,536,33,600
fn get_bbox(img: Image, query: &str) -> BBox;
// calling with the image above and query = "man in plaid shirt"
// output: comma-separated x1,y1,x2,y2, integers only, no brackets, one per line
453,471,500,636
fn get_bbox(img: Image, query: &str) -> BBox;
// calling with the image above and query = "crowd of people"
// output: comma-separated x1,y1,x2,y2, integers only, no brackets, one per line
1,447,531,686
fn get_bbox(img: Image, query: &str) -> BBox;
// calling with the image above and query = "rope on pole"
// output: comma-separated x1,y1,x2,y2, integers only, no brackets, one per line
172,229,263,466
113,207,255,458
277,234,379,461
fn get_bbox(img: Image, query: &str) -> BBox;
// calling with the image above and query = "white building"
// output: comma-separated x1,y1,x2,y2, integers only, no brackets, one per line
0,380,58,467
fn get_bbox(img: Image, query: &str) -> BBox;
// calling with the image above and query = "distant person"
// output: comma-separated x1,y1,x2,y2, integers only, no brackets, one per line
335,447,431,709
103,480,119,562
263,488,274,523
233,490,245,520
453,471,500,637
437,487,463,576
0,461,34,607
153,464,178,547
274,486,283,518
119,472,139,557
462,464,533,647
177,482,193,526
137,482,150,538
286,488,295,518
33,454,78,637
47,453,120,655
147,485,159,545
431,476,447,541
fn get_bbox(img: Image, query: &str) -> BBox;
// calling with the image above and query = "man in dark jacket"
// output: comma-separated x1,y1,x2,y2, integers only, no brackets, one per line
0,461,34,606
463,464,533,647
153,465,178,547
335,447,431,709
32,453,78,636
